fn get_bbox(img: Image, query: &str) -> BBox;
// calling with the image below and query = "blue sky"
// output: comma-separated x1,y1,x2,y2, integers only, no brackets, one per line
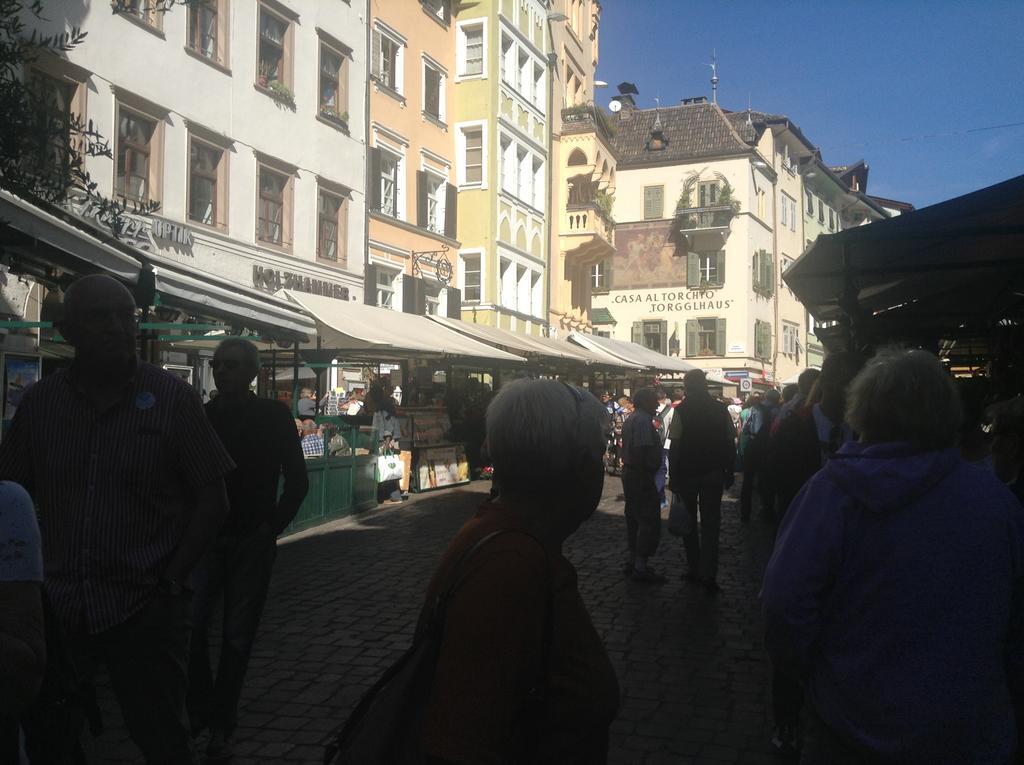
595,0,1024,208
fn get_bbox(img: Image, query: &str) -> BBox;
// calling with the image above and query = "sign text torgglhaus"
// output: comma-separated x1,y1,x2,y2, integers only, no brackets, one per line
612,289,734,313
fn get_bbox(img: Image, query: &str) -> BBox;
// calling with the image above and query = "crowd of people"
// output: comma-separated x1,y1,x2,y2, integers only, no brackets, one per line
3,273,1024,764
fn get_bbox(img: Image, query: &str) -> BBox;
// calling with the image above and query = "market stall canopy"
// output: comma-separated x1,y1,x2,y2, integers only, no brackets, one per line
781,368,820,386
280,291,526,363
0,190,141,283
567,332,698,374
784,174,1024,350
427,315,630,369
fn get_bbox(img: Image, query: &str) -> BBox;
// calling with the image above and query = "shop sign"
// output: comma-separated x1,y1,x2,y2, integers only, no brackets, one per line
611,289,734,314
252,265,350,301
64,193,195,255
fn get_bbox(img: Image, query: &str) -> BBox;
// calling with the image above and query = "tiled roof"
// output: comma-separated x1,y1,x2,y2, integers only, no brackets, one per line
590,307,616,325
610,102,752,166
723,109,784,145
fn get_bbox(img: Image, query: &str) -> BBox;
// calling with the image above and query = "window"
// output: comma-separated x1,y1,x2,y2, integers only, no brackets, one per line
417,171,448,235
461,252,481,301
188,139,226,229
459,125,484,186
372,26,403,93
376,267,398,309
789,198,797,232
591,260,608,290
517,264,529,313
643,185,664,219
783,322,800,356
752,249,774,296
755,319,772,360
377,149,400,218
317,188,348,266
258,7,290,88
319,44,349,124
28,72,75,173
533,64,545,111
114,0,160,29
500,136,514,192
640,320,667,354
828,207,836,231
116,107,159,204
685,318,726,357
500,257,514,307
757,189,767,219
817,197,825,223
688,250,725,288
421,0,450,23
257,164,291,248
806,189,814,214
501,34,515,85
188,1,225,64
698,181,719,207
531,271,542,317
423,60,445,123
458,22,485,77
780,194,788,228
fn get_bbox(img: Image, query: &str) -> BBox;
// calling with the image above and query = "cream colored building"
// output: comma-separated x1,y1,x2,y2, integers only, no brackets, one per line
546,0,616,335
593,98,823,387
22,0,368,305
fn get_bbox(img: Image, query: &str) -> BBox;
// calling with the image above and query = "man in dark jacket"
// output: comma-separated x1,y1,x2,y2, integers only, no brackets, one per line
668,369,736,593
621,387,666,583
188,339,309,760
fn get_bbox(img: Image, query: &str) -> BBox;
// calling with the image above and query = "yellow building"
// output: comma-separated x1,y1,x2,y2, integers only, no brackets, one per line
366,0,460,315
451,0,551,335
548,0,616,336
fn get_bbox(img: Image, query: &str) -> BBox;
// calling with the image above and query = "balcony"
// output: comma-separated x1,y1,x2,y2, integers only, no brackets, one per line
562,202,614,264
561,104,615,143
676,204,734,251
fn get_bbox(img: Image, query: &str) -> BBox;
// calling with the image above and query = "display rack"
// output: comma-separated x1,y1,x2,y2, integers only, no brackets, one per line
402,407,470,492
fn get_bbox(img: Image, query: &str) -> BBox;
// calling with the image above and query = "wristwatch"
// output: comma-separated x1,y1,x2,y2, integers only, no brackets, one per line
158,577,185,596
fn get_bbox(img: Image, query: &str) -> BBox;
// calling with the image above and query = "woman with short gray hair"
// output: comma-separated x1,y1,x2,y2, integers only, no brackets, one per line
418,378,620,763
763,347,1024,763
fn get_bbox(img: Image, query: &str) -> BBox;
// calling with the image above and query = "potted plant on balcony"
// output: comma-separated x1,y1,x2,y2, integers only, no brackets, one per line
267,79,295,108
320,103,349,129
593,189,615,223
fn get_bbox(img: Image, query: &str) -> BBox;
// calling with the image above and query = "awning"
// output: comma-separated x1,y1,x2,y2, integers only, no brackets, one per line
780,367,819,386
280,291,526,363
784,174,1024,351
0,190,142,284
153,264,314,340
590,307,616,325
567,332,697,373
427,315,628,368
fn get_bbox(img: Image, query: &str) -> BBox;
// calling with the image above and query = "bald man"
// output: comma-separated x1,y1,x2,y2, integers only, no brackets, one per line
0,274,235,764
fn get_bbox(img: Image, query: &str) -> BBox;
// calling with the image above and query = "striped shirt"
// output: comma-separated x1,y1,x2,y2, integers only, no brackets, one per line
0,362,235,634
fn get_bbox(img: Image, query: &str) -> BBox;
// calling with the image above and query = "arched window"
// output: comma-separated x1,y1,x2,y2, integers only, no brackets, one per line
567,148,588,166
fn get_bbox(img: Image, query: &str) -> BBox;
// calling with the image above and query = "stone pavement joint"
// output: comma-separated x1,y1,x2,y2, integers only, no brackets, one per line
83,479,779,764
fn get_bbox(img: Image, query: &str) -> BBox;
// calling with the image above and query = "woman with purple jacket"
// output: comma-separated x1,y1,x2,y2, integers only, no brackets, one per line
763,348,1024,764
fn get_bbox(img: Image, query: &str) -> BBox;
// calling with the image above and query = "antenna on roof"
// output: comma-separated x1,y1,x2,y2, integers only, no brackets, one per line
705,50,719,104
746,92,753,127
653,95,663,130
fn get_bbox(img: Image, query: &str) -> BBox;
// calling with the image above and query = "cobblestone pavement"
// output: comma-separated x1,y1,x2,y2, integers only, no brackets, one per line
84,477,780,764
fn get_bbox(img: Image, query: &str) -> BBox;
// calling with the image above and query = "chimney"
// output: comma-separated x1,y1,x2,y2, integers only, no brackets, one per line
612,95,635,121
680,96,708,105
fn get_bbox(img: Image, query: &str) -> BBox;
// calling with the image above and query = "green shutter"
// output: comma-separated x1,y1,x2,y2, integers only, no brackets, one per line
767,254,775,296
643,185,663,219
752,251,760,291
631,321,642,345
659,320,668,354
687,253,699,287
715,251,726,286
685,319,698,357
715,318,726,356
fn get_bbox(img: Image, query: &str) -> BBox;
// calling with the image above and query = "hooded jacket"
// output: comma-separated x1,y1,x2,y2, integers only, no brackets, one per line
763,441,1024,763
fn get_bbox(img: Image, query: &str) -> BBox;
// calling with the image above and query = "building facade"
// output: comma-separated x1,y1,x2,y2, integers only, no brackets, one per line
365,0,461,316
547,0,616,336
26,0,368,306
452,0,551,336
592,96,892,387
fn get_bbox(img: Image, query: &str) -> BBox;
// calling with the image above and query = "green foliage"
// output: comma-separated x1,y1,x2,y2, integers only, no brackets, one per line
593,189,614,222
267,79,295,106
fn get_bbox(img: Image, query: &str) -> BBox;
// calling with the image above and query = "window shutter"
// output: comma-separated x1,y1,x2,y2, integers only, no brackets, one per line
364,263,378,305
368,148,382,211
659,320,668,355
687,252,699,288
716,251,726,286
643,186,663,219
715,318,726,356
751,251,760,291
631,321,642,345
444,182,458,239
371,30,381,79
685,319,698,357
416,170,428,228
767,254,775,296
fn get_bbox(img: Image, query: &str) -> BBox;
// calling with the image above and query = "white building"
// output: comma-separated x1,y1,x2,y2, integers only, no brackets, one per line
22,0,368,305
